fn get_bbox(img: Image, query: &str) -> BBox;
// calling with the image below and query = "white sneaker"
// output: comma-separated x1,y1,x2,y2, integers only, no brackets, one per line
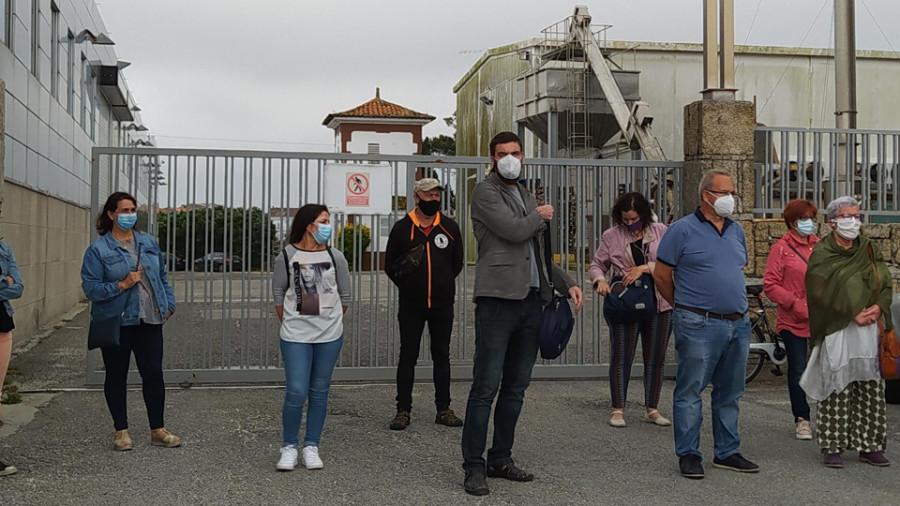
301,445,324,470
276,446,298,471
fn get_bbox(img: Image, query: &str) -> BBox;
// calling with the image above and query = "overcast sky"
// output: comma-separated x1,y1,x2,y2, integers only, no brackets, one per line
99,0,900,152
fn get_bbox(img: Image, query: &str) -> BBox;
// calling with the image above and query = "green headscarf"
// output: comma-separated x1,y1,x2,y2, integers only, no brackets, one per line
806,231,893,348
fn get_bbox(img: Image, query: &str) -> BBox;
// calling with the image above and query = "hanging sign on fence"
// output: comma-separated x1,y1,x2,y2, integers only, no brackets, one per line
345,172,370,205
324,163,393,215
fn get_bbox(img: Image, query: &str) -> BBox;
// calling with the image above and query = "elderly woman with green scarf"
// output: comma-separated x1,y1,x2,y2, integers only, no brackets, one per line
800,196,892,469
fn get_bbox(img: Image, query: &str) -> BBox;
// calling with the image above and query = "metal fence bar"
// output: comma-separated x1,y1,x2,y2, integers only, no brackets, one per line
88,147,684,384
754,126,900,221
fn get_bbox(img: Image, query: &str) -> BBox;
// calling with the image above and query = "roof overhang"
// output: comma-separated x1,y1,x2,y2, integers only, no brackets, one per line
93,63,134,121
325,116,434,130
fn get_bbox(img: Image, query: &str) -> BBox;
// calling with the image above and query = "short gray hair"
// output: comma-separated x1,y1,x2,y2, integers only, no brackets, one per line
825,196,860,221
698,170,733,198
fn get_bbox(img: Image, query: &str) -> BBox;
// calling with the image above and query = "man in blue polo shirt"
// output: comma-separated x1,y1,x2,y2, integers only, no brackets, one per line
653,170,759,479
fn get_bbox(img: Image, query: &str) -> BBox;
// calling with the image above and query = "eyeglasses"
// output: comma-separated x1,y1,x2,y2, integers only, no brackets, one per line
705,189,737,197
833,213,863,221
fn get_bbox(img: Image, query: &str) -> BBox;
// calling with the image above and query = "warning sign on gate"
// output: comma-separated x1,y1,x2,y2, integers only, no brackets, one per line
345,172,370,206
323,163,393,215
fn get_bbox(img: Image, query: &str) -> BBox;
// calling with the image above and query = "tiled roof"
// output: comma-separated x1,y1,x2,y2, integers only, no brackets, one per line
323,89,435,126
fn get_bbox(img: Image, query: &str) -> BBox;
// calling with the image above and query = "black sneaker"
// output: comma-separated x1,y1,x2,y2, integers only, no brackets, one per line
713,453,760,473
389,411,410,431
0,460,17,477
486,460,534,482
679,454,704,479
464,467,490,496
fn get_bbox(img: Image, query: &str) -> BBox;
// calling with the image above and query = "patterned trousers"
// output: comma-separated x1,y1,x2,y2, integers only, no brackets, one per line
816,380,887,453
607,310,673,409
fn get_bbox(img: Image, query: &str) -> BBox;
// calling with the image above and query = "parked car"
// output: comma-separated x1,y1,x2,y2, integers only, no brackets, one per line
161,252,186,271
193,253,243,272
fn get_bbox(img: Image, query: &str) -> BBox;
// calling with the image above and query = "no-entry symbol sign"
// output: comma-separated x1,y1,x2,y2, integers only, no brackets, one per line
345,172,370,206
324,163,391,215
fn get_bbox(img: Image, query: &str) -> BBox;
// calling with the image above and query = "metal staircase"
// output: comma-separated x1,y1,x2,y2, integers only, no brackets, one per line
568,5,666,161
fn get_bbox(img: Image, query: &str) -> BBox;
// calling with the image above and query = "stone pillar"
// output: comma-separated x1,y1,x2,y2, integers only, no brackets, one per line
683,99,756,271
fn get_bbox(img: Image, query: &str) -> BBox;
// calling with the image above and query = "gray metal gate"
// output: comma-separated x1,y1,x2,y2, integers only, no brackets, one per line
86,147,683,385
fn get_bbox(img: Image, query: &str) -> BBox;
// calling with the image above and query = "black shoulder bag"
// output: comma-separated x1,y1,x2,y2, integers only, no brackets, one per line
602,241,656,325
538,226,575,360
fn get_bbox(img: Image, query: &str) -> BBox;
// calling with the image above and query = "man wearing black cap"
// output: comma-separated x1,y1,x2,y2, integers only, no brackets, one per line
385,177,464,431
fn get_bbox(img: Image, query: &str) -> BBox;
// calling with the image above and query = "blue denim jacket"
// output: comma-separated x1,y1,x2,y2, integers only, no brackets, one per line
80,231,175,326
0,240,24,315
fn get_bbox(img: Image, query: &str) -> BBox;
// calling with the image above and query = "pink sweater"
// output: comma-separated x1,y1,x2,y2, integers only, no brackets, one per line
588,222,672,313
762,232,819,337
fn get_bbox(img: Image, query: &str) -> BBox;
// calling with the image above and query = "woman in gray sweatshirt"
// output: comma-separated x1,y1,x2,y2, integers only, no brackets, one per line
272,204,350,472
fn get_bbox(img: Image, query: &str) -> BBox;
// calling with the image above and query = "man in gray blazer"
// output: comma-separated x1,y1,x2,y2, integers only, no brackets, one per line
461,131,584,496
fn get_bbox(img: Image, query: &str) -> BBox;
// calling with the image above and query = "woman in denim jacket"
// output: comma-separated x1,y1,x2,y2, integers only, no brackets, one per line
0,209,24,476
80,192,179,451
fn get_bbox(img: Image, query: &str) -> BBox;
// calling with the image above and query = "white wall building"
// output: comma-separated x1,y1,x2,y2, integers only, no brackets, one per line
0,0,149,337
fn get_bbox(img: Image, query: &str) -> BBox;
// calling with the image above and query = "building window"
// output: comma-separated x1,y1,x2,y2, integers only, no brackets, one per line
66,30,74,115
50,3,59,98
367,143,380,164
88,71,96,139
30,0,39,77
3,0,14,49
79,54,87,127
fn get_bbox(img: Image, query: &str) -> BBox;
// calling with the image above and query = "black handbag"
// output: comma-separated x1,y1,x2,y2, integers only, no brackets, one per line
87,313,123,350
538,227,575,360
602,273,656,325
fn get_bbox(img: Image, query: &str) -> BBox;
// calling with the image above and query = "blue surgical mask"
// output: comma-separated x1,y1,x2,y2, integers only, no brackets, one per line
796,219,815,236
313,223,332,244
116,213,137,230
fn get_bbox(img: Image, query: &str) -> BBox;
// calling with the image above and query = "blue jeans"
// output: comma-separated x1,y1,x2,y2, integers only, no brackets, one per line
280,335,343,448
672,309,750,460
780,330,811,422
461,293,542,470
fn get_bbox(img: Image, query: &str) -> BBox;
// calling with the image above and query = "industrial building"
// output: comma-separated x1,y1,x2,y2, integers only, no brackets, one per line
454,35,900,161
0,0,150,338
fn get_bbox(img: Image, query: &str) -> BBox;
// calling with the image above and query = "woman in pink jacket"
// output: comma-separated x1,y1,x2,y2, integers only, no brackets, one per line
763,199,819,440
589,193,672,428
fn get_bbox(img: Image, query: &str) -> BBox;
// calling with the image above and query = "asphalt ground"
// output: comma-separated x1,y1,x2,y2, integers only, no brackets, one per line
1,306,899,505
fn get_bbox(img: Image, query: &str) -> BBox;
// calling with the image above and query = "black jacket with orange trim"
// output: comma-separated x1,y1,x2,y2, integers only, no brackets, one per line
384,211,463,308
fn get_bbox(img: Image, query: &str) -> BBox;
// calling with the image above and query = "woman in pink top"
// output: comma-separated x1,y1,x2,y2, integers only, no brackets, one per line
589,193,672,428
763,199,819,440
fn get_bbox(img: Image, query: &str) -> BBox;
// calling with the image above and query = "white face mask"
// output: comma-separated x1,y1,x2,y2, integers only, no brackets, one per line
834,217,861,240
705,191,735,218
496,155,522,180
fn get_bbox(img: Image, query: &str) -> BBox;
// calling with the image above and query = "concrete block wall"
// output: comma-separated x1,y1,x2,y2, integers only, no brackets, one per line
3,181,88,337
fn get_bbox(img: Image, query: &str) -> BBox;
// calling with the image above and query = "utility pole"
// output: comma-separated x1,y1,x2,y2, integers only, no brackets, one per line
834,0,857,197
